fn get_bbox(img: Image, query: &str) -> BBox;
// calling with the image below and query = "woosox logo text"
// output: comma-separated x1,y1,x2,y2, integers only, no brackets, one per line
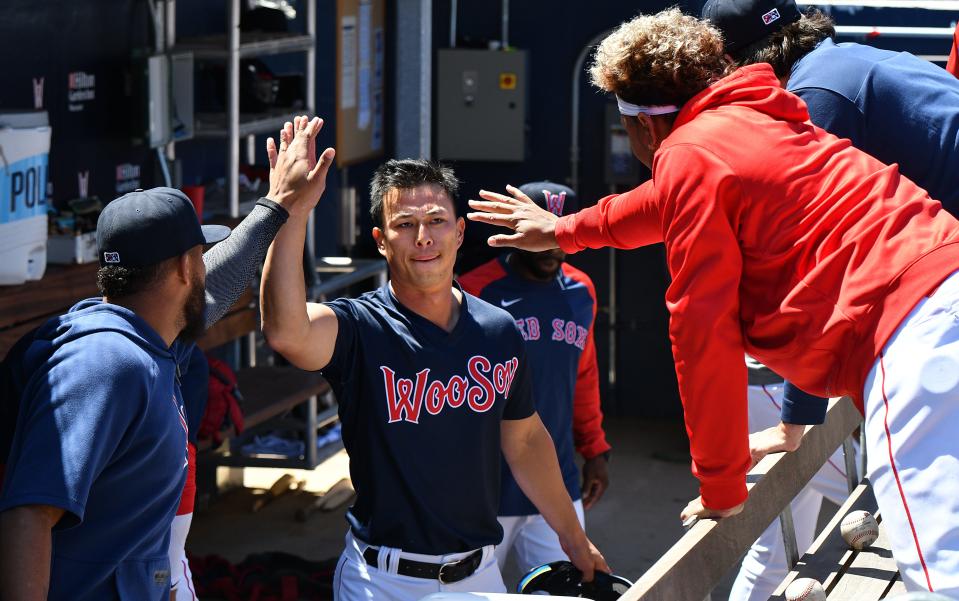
380,355,519,423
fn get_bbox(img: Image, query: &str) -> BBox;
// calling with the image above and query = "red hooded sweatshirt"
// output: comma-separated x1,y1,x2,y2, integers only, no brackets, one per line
558,64,959,509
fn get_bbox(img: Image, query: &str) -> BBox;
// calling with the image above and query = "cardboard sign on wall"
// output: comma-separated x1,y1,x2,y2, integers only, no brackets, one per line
336,0,385,166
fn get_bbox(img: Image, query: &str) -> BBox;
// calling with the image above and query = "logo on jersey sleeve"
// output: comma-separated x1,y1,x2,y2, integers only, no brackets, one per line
380,355,520,423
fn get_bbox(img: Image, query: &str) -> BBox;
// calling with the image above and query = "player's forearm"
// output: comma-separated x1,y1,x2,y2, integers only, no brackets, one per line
260,214,312,356
503,419,585,544
203,199,289,328
0,506,60,600
555,181,662,253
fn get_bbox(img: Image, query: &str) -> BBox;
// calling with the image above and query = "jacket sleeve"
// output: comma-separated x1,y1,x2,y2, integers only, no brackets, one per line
572,277,611,460
555,180,663,253
0,337,150,525
656,144,751,510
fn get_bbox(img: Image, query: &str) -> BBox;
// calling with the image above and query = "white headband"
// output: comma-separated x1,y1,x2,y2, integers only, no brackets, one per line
616,95,680,117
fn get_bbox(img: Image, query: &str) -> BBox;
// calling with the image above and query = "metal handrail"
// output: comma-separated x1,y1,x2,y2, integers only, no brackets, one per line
312,258,388,300
835,25,955,38
622,398,864,601
798,0,959,9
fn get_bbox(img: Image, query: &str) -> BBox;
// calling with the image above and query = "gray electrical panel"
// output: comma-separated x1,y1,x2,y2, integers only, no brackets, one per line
436,49,527,162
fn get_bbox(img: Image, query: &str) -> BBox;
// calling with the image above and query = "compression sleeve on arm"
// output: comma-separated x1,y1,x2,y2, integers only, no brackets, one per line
202,198,289,327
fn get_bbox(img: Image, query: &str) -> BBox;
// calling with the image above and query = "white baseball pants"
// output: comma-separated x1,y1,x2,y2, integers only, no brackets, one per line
169,513,198,601
494,499,586,576
862,270,959,595
333,530,506,601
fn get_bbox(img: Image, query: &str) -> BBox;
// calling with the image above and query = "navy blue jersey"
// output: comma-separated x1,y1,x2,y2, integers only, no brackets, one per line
460,256,610,516
789,38,959,215
322,283,535,554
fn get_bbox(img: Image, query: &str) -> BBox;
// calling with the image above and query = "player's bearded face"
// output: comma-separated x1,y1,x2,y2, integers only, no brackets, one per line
374,186,464,290
179,254,207,343
516,248,566,280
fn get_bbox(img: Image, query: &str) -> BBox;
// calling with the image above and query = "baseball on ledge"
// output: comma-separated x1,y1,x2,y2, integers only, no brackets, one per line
785,577,827,601
840,510,879,550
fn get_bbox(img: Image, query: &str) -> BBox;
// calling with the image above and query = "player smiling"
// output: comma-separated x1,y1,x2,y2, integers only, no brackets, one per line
260,155,608,601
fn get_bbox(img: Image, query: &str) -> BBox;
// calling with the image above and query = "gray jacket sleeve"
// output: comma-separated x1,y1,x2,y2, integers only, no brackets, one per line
202,198,289,328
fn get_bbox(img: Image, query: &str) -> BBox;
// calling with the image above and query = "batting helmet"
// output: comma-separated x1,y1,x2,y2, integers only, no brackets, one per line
517,561,632,600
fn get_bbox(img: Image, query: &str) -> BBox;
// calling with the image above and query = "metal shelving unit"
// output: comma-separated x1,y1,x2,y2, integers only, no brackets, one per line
176,31,315,59
166,0,317,220
193,108,299,138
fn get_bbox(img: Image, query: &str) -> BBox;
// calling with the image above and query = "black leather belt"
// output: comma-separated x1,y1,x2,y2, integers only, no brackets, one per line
362,546,483,584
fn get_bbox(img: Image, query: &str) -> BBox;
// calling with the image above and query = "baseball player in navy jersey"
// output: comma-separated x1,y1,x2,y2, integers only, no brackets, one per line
459,182,612,575
260,155,608,601
0,115,333,601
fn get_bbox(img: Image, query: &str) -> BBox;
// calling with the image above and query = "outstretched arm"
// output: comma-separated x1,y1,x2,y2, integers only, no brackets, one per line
202,199,288,328
200,114,336,329
259,116,340,371
466,180,662,253
467,185,563,252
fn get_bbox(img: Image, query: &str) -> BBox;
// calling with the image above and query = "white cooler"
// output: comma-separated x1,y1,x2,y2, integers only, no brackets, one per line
0,111,51,285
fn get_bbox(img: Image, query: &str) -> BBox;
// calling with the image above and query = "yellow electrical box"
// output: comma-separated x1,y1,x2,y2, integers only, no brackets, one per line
499,73,517,90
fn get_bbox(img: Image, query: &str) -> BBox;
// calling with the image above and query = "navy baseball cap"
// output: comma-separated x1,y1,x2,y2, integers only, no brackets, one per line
702,0,802,54
96,187,231,267
518,181,579,218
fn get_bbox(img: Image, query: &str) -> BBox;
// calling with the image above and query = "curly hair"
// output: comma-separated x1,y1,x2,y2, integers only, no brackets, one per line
732,9,835,78
589,7,731,107
97,261,170,299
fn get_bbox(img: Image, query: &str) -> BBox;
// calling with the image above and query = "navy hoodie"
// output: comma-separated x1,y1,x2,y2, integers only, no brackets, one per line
0,298,191,600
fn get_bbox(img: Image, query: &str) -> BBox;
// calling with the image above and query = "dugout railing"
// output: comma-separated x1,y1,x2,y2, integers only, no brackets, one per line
619,397,912,600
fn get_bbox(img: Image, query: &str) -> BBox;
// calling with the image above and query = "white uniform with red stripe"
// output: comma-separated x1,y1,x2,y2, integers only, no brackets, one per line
733,271,959,598
862,270,959,594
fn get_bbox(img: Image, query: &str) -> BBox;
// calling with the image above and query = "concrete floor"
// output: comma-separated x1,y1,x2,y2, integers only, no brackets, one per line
188,416,747,598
